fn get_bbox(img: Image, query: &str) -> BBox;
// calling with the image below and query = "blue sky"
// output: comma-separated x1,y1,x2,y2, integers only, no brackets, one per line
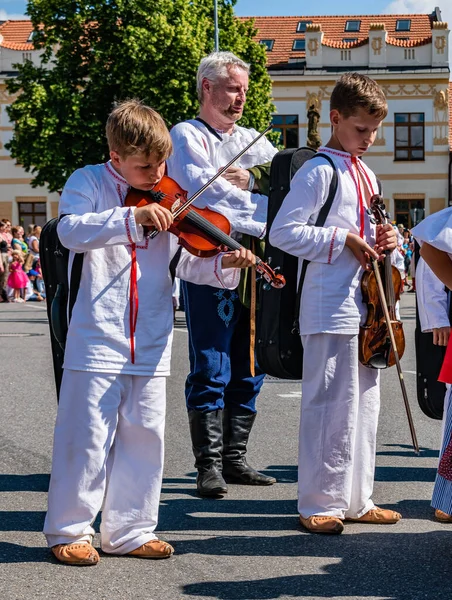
1,0,451,70
0,1,447,20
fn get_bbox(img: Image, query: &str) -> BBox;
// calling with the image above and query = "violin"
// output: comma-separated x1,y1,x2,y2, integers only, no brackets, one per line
358,194,405,368
358,193,419,454
125,175,286,290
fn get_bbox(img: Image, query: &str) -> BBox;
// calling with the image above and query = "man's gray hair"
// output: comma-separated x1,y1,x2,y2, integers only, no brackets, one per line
197,51,250,103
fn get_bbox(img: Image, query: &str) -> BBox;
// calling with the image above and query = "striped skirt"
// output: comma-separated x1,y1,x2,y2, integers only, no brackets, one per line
432,386,452,514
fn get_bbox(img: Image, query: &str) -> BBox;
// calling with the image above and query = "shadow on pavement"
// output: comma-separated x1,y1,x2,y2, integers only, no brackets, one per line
377,444,439,459
180,530,452,599
375,466,436,482
0,473,49,492
0,543,49,564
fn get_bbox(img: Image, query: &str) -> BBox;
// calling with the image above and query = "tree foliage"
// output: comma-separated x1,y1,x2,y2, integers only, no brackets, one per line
6,0,275,192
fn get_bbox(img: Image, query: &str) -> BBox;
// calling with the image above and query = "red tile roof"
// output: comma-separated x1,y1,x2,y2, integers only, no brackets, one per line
246,14,436,67
0,20,34,51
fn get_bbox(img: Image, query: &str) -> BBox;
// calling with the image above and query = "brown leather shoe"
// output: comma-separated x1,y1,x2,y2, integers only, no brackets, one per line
127,539,174,559
435,509,452,522
51,542,99,565
299,515,344,534
346,507,401,524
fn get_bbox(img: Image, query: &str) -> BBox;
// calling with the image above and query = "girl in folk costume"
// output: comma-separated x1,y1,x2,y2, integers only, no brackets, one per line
43,100,255,566
413,208,452,519
270,73,400,534
7,250,28,302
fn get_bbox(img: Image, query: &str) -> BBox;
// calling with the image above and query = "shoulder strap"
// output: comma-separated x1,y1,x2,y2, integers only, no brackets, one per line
169,246,183,283
59,214,84,323
68,253,84,322
293,153,338,333
194,117,222,141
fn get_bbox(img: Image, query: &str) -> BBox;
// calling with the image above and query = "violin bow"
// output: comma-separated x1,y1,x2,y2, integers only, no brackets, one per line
148,124,273,239
370,255,420,455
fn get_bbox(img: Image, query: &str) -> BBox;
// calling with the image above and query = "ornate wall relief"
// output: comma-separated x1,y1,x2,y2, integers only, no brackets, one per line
308,38,319,57
433,88,448,145
371,37,383,56
435,36,446,55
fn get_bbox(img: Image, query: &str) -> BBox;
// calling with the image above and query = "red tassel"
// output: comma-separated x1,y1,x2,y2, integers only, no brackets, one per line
129,243,139,364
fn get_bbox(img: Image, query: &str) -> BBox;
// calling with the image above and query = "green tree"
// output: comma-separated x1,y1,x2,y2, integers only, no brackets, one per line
6,0,275,193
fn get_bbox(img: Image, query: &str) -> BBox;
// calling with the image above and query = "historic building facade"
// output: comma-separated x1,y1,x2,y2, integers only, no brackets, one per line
0,11,451,228
0,20,59,228
253,9,451,227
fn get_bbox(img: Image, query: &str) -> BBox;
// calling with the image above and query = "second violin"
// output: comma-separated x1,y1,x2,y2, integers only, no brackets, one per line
359,194,405,368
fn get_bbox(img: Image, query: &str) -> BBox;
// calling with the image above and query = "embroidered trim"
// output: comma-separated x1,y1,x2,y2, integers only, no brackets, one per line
328,227,338,264
105,161,128,184
214,254,224,287
125,208,134,244
258,224,267,240
318,147,351,158
135,237,150,250
214,289,238,327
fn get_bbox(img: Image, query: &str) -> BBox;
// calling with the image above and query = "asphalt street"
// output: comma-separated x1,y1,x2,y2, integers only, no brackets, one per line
0,292,450,600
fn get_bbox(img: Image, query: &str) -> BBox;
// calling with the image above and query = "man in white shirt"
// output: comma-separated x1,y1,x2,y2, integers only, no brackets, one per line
167,52,277,497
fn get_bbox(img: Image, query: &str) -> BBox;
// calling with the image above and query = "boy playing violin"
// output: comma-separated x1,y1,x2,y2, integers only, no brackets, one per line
43,99,255,565
270,73,400,534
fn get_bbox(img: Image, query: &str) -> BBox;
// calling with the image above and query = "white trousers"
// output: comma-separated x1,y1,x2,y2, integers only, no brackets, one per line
298,333,380,519
43,369,166,554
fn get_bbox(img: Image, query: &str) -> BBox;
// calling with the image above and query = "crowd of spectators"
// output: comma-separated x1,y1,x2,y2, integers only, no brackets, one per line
395,223,415,292
0,218,45,303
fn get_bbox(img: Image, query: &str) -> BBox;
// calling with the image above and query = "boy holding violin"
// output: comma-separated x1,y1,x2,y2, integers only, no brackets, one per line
43,99,255,565
270,73,401,534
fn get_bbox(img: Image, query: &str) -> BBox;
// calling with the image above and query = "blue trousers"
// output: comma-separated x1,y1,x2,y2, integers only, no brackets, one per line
181,281,265,413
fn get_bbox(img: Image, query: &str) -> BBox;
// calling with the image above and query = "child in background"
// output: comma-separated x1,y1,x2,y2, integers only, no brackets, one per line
7,250,28,302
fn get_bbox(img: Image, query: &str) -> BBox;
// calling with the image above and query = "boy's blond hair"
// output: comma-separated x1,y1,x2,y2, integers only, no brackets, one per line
106,99,172,160
330,73,388,120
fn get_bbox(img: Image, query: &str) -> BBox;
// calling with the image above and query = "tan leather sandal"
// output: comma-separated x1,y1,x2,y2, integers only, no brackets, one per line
127,539,174,559
345,507,401,524
51,542,99,565
299,514,344,534
435,509,452,523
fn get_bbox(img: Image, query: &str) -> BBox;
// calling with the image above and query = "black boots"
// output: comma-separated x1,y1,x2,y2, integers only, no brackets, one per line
0,289,9,303
222,408,276,486
188,409,228,497
188,407,276,496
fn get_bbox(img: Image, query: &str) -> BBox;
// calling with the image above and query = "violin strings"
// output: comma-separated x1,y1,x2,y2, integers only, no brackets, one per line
184,211,242,250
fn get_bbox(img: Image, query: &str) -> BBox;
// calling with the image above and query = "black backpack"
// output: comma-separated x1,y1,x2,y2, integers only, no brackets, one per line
40,217,84,399
256,147,338,380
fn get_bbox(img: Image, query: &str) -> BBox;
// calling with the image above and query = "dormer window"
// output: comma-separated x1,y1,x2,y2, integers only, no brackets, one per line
27,31,35,42
343,38,358,43
260,39,274,51
292,39,306,51
396,19,411,32
296,20,312,33
345,20,361,32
